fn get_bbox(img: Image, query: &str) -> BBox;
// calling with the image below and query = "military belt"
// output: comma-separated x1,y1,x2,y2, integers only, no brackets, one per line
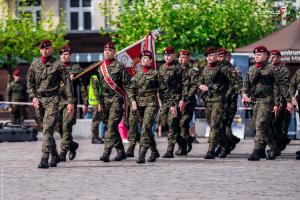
37,90,58,97
138,91,156,97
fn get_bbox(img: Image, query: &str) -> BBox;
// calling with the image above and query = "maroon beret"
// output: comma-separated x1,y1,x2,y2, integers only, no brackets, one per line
140,50,152,59
164,46,175,54
39,39,52,49
178,49,190,56
253,46,268,54
104,42,116,49
13,68,21,76
59,45,71,55
270,49,281,56
218,48,229,56
204,47,218,56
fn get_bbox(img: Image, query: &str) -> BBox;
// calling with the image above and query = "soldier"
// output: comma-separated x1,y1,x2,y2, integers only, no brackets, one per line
27,39,74,168
127,50,160,163
96,42,131,162
176,50,200,156
217,48,242,156
199,47,231,159
57,45,88,162
6,68,27,126
269,49,291,152
159,46,183,158
242,46,280,161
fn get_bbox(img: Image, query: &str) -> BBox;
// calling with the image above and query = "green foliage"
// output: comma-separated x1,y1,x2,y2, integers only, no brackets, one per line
0,0,67,68
100,0,278,54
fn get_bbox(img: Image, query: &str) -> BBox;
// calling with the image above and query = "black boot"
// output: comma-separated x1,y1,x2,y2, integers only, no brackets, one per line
92,136,104,144
248,149,260,161
175,146,182,156
59,152,67,162
231,135,240,151
136,146,147,164
259,148,266,159
296,154,300,160
204,149,215,159
114,149,127,161
162,144,175,158
148,146,160,162
38,157,49,169
100,149,111,162
50,152,60,167
126,146,135,158
69,141,79,160
296,151,300,155
266,148,280,160
187,136,194,153
177,140,187,156
219,147,227,158
214,146,221,157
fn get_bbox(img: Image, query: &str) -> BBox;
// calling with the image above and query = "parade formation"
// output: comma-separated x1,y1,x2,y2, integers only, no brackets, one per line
24,39,300,169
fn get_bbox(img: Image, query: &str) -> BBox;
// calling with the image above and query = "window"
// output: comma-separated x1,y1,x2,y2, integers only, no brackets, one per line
67,0,93,31
17,0,42,24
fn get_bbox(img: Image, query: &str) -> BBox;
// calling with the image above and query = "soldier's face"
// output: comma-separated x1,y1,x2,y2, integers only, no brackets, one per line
60,52,71,63
179,55,190,64
206,53,218,64
217,54,226,62
13,75,20,82
270,55,281,65
141,56,152,66
40,46,53,57
104,48,115,60
164,53,175,64
254,52,268,63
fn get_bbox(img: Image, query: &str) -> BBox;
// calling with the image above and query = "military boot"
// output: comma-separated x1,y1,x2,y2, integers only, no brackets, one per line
296,151,300,155
92,136,104,144
214,146,221,157
175,146,182,156
219,147,227,158
248,149,260,161
114,149,127,161
148,145,160,162
187,136,194,153
266,148,280,160
100,149,111,162
231,135,240,151
162,144,175,158
296,154,300,160
50,151,60,167
204,149,215,159
69,141,79,160
59,152,67,162
136,146,147,164
126,146,135,158
177,140,187,156
38,157,49,169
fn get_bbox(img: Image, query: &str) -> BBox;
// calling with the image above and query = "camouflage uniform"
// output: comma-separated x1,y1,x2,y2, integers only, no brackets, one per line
6,80,27,124
242,61,279,159
97,59,131,161
57,64,88,155
159,62,183,157
290,68,300,116
127,68,160,162
27,56,74,161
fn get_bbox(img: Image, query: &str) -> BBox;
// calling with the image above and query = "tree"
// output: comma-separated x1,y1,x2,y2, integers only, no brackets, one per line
100,0,278,54
0,0,67,69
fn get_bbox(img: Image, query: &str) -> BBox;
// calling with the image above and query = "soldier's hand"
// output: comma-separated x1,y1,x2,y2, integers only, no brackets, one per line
292,97,298,106
70,74,74,81
179,100,186,112
199,85,208,92
132,100,138,112
97,104,103,112
67,104,74,117
242,94,251,104
170,106,177,117
273,105,279,117
82,105,88,116
32,97,40,109
287,102,295,113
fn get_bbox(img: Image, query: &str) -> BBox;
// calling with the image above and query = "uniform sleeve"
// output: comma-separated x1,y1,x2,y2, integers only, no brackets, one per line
281,68,291,100
288,70,298,102
272,70,280,106
79,78,89,106
222,66,233,102
242,71,251,97
122,65,132,97
186,68,200,103
6,83,12,102
127,75,137,103
26,63,37,100
59,63,74,104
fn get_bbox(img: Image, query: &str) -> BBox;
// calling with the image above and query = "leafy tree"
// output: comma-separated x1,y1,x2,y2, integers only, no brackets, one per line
0,0,67,69
100,0,278,54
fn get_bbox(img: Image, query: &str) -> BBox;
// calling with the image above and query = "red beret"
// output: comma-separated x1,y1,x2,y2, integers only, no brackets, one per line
218,48,229,56
59,45,71,55
39,39,52,49
140,50,152,59
13,68,21,76
178,50,190,56
204,47,218,56
253,46,268,54
164,46,175,54
270,49,281,56
104,42,116,49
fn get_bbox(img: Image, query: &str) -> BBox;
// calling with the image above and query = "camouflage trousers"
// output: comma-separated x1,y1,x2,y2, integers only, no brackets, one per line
179,103,195,142
34,96,59,159
252,99,277,150
205,101,226,149
57,103,76,153
11,104,26,124
91,106,101,138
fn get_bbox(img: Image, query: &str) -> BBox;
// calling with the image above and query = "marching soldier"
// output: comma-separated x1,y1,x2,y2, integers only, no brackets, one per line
199,47,231,159
7,68,28,126
242,46,280,161
27,40,74,168
57,45,88,162
96,42,131,162
127,50,160,163
159,46,183,158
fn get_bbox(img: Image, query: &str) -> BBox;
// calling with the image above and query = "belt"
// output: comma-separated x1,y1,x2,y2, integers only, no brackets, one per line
37,90,58,97
138,91,157,97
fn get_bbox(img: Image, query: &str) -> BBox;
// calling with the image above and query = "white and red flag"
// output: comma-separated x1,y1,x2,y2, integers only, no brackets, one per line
116,29,161,77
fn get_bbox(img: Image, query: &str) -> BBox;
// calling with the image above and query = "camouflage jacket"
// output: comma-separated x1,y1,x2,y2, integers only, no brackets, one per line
272,63,290,102
242,62,279,104
199,62,231,102
159,62,183,107
27,56,74,104
289,68,300,101
7,80,28,102
128,68,160,107
59,64,88,105
96,59,131,105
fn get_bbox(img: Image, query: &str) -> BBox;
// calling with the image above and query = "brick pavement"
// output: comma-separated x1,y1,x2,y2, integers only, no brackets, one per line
0,137,299,200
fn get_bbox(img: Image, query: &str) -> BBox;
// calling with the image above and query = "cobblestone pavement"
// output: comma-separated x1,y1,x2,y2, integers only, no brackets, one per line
0,137,299,200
